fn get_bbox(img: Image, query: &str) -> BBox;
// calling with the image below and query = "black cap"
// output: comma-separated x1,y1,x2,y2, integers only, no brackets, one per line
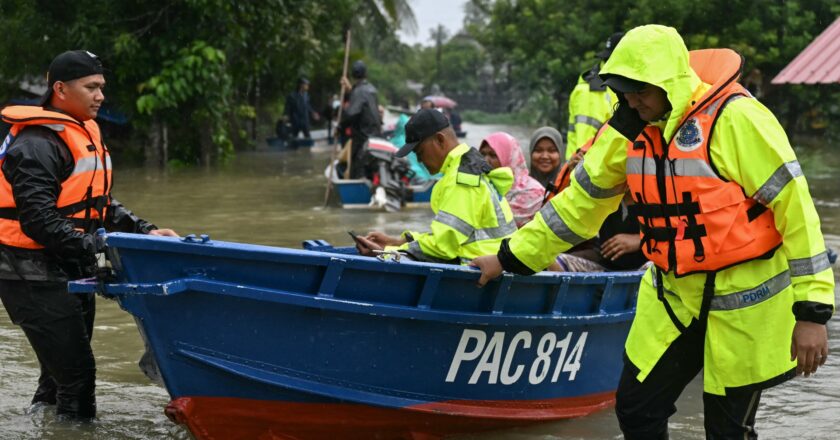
351,60,367,79
601,74,647,94
39,50,104,106
596,32,625,60
396,109,450,157
298,76,309,85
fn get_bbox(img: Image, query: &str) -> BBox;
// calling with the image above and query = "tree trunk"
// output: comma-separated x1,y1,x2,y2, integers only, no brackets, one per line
146,118,162,168
199,121,214,167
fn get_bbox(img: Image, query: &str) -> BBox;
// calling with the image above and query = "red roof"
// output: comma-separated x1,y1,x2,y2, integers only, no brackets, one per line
772,16,840,84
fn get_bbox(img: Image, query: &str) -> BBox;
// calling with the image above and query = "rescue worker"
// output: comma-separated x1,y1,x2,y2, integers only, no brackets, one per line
338,60,382,179
0,50,177,420
565,32,623,159
472,25,834,438
354,109,515,264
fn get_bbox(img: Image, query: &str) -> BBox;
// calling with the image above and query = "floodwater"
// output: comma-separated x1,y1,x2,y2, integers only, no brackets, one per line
0,121,838,439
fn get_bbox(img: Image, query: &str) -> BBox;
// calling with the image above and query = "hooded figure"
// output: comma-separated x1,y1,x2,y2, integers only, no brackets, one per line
481,132,545,227
474,25,833,439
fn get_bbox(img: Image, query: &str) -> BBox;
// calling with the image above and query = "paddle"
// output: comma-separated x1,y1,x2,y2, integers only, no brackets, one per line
323,29,352,207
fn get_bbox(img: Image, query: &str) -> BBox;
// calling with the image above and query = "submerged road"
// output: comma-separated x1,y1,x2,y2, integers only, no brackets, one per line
0,121,837,439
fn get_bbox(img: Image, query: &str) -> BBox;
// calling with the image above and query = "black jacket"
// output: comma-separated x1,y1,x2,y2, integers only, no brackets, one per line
0,124,155,281
339,80,381,142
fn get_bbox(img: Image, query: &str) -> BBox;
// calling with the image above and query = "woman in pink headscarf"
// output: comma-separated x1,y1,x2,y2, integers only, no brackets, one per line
479,132,545,227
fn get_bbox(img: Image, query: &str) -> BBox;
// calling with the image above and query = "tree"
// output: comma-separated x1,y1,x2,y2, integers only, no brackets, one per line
470,0,840,132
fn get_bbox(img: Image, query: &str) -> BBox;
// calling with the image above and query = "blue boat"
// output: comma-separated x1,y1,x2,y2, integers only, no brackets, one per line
71,233,641,439
331,175,435,208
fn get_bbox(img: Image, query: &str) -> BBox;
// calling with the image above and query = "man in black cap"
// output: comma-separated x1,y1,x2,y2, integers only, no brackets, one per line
338,60,381,178
284,76,318,142
353,109,516,263
0,50,177,420
566,32,625,156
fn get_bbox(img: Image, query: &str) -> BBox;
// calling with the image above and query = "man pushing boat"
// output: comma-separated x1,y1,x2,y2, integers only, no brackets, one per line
471,24,834,439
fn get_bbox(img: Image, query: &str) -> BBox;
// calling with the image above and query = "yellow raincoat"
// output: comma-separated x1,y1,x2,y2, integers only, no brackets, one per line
395,144,516,263
507,25,834,395
566,70,616,158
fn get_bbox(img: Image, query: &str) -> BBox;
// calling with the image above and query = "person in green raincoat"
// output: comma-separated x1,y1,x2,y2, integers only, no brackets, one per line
356,109,516,264
472,25,833,439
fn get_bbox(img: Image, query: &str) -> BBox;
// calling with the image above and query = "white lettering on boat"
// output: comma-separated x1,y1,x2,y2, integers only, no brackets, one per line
446,329,588,385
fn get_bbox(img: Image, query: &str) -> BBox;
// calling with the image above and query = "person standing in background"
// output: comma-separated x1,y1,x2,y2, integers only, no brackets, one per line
285,77,319,141
566,32,623,159
338,61,381,178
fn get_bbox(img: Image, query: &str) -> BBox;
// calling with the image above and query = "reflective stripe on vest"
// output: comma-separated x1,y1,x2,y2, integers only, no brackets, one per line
0,106,111,249
709,270,790,311
574,114,603,130
72,155,113,176
626,157,718,178
625,84,782,276
789,252,831,277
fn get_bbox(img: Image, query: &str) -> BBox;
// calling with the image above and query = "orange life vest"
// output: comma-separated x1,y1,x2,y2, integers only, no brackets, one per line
0,106,112,249
626,49,781,277
543,124,610,205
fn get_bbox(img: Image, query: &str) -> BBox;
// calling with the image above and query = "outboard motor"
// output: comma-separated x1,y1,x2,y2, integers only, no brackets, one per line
366,146,412,212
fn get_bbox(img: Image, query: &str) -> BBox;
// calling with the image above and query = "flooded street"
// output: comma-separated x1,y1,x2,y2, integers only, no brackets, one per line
1,121,838,439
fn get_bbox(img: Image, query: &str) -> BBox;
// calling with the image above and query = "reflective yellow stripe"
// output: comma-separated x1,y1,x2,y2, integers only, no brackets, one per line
752,161,802,205
709,270,790,311
789,252,831,277
574,160,627,198
539,204,586,245
432,175,516,244
574,114,603,130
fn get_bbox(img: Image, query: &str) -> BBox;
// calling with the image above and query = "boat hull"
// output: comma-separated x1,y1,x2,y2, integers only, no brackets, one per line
333,178,433,208
71,234,641,439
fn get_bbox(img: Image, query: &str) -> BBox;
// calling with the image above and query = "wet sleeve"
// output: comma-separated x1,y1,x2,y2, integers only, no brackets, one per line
503,125,629,273
1,135,98,263
105,198,157,234
712,99,834,320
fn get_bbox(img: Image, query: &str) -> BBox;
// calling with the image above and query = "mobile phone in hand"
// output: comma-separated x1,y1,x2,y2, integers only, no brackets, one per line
348,230,368,249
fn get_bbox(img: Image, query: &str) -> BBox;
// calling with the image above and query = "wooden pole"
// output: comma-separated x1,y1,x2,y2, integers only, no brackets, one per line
323,29,352,207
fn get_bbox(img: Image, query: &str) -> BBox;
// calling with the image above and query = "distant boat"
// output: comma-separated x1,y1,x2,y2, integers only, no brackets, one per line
326,138,436,210
71,233,642,440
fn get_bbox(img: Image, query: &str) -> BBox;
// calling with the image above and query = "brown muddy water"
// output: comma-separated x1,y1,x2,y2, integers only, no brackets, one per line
0,121,838,439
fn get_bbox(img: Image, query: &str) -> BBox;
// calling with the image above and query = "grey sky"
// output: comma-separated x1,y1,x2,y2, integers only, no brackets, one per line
397,0,468,46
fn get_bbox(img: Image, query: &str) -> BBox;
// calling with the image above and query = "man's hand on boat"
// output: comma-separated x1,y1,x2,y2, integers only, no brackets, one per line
469,255,503,287
355,231,405,257
149,228,179,237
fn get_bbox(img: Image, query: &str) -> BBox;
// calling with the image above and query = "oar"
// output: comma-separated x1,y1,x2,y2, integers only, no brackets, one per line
323,29,352,207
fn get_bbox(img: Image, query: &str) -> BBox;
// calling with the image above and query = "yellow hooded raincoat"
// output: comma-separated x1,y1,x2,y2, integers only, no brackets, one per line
395,144,516,264
506,25,834,395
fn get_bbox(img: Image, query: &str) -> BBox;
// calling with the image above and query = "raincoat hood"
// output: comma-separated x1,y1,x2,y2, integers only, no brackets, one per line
487,165,514,196
600,25,702,142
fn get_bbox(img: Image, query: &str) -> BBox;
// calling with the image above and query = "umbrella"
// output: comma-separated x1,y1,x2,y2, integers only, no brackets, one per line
423,95,457,109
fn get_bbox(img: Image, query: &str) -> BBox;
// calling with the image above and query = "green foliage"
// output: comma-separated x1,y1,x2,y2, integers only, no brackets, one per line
471,0,840,133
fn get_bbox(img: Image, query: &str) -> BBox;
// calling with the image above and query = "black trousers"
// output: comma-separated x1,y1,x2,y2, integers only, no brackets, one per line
615,321,762,439
0,279,96,419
